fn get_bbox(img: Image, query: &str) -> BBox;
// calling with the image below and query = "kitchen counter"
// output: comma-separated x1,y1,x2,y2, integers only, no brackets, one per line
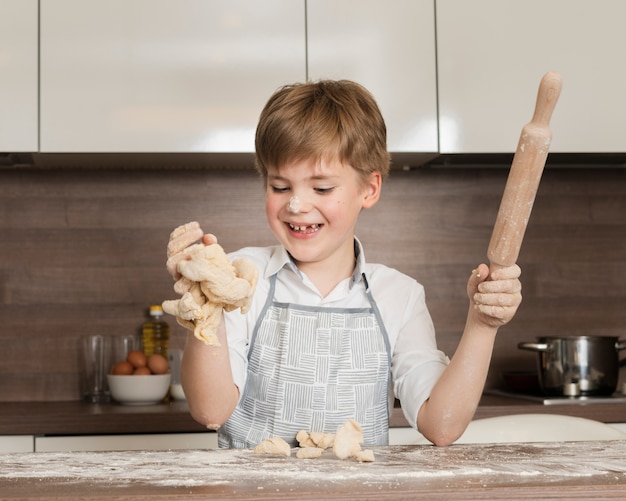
1,394,626,436
1,440,626,500
0,400,206,436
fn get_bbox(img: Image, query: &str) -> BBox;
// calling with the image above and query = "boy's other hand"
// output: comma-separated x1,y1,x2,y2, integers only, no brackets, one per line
467,263,522,328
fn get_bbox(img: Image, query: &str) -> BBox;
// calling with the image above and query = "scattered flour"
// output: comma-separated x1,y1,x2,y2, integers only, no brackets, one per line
1,441,625,489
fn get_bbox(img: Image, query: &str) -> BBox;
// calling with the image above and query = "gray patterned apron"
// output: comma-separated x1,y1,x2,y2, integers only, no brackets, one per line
219,272,391,448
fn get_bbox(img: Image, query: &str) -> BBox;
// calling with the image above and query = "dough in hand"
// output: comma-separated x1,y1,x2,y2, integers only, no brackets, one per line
253,437,291,457
163,230,258,346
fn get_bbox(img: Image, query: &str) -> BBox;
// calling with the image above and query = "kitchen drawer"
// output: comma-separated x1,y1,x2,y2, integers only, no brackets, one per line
35,432,217,452
0,435,35,453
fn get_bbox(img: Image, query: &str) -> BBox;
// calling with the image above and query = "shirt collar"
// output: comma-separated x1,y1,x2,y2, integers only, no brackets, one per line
266,237,367,290
351,237,367,289
266,245,293,279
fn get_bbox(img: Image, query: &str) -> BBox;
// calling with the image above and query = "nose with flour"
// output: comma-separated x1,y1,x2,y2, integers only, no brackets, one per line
287,195,301,214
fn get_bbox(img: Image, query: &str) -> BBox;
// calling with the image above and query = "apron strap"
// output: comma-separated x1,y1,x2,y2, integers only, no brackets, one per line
247,273,277,361
362,272,392,367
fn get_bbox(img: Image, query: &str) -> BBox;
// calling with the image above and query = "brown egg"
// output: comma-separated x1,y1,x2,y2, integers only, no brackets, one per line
133,366,152,375
110,360,133,375
147,354,169,374
126,350,147,369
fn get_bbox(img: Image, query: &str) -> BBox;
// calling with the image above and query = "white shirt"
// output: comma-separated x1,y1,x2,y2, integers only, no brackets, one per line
224,238,449,430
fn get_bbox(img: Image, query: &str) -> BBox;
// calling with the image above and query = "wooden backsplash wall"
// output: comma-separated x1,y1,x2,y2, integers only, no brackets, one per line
1,166,625,402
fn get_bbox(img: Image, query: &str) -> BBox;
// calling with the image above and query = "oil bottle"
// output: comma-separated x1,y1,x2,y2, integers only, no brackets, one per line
142,305,170,358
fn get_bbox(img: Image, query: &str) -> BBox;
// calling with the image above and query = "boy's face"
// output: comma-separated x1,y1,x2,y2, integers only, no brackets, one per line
265,157,381,273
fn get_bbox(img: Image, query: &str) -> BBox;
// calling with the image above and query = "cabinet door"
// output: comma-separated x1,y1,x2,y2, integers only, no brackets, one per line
437,0,626,154
40,0,305,153
0,0,38,152
307,0,438,155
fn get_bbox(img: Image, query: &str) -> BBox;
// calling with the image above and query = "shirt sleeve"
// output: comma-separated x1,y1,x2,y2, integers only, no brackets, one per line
376,271,450,430
224,308,249,395
222,247,273,399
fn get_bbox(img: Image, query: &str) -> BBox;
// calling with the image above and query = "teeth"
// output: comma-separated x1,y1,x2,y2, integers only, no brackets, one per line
289,223,319,232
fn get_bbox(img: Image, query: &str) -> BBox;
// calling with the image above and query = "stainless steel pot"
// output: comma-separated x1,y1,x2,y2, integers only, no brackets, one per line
518,336,626,396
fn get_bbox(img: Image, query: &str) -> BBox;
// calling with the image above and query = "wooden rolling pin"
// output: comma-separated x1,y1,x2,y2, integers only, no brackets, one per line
487,71,562,270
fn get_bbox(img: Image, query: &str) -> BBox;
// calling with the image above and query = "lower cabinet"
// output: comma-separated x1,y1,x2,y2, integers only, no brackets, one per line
388,427,424,446
0,435,35,453
390,422,626,446
609,423,626,434
5,424,626,452
34,432,218,452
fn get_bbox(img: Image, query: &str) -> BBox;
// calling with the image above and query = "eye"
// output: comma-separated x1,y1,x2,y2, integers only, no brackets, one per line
314,186,334,194
270,185,290,193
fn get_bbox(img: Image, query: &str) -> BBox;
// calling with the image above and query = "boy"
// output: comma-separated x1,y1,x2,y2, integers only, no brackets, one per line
166,80,522,448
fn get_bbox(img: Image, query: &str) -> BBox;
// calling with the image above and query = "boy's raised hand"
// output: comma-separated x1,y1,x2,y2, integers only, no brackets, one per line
467,263,522,328
165,221,217,279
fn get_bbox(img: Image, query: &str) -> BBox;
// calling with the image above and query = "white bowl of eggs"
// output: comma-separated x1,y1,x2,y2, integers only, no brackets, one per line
108,350,171,405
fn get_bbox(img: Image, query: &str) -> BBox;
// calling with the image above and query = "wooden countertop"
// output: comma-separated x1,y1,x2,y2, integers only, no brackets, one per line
1,394,626,436
1,440,626,500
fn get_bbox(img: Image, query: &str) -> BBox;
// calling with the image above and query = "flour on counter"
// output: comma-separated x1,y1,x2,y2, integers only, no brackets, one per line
1,442,625,489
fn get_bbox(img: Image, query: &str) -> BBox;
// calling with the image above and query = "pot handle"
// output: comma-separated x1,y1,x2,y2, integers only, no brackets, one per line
518,342,550,352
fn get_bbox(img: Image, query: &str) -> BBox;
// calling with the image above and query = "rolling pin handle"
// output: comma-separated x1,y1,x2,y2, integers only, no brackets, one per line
531,71,563,128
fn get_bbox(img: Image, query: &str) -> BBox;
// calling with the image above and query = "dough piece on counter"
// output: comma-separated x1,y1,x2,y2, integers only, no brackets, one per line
163,236,258,346
294,420,375,462
296,447,324,459
296,430,317,448
296,430,335,449
333,419,364,460
310,431,334,449
354,449,375,463
253,437,291,457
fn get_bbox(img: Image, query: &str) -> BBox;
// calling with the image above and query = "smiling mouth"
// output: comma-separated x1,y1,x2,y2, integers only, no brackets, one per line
288,223,321,233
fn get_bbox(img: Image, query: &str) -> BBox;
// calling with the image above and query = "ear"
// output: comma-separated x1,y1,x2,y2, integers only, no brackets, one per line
362,171,382,209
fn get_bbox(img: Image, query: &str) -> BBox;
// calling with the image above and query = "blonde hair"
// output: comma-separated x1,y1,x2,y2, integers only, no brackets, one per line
254,80,390,186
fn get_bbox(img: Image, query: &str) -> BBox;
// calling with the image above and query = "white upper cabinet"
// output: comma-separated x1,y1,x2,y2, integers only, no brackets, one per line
437,0,626,154
0,0,38,152
40,0,305,153
307,0,438,154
